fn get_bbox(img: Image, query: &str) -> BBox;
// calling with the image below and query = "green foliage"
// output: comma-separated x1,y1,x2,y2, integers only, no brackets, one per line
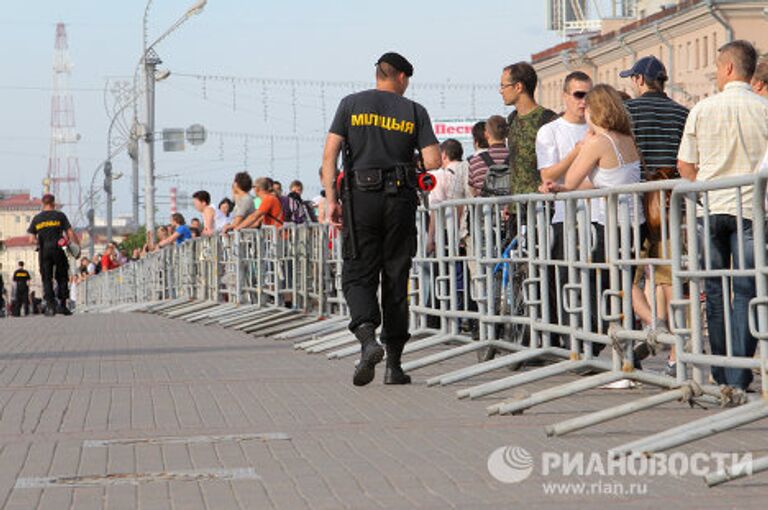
120,227,147,253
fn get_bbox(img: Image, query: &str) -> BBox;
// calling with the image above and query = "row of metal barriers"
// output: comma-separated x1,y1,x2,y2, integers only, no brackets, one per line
78,172,768,487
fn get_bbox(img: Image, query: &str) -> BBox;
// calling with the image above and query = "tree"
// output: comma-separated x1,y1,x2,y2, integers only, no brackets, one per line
120,227,147,254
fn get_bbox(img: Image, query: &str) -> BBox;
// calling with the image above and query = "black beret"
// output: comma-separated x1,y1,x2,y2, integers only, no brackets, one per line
376,52,414,77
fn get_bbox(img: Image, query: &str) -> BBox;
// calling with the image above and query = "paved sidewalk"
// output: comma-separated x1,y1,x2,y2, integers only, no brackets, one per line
0,313,764,509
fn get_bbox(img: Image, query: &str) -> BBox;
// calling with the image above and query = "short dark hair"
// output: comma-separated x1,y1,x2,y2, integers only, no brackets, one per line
376,61,398,81
563,71,592,92
486,115,510,141
719,40,758,79
503,62,538,96
289,180,303,190
472,121,489,149
218,197,234,212
645,76,667,93
273,180,282,188
171,213,185,225
440,139,463,162
234,172,252,193
42,194,55,206
192,190,210,205
18,261,24,267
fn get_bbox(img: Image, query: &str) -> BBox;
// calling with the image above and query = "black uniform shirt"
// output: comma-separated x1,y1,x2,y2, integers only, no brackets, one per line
329,89,438,170
27,210,70,251
13,269,31,290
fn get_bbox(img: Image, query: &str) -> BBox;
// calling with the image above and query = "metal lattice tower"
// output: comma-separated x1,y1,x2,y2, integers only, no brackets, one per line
45,22,82,222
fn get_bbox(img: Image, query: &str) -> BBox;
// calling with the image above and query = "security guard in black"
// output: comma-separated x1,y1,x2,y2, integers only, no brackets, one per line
27,197,72,314
12,263,31,316
324,52,440,386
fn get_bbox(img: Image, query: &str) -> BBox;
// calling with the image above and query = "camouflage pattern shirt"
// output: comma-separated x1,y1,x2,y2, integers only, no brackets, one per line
507,106,557,195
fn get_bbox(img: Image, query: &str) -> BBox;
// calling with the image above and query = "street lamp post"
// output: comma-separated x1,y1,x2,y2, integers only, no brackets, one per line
139,0,207,245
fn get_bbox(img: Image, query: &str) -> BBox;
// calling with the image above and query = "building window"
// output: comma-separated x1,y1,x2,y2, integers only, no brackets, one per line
703,36,708,67
686,42,691,71
695,39,700,69
713,32,718,62
15,216,20,223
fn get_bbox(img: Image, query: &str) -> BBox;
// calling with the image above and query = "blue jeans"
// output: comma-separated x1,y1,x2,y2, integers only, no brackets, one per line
702,215,757,389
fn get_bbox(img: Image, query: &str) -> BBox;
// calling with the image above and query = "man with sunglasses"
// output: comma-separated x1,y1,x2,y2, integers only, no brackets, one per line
620,56,688,179
535,71,592,349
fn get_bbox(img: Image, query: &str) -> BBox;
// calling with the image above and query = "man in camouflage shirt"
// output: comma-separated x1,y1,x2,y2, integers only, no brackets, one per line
500,62,558,195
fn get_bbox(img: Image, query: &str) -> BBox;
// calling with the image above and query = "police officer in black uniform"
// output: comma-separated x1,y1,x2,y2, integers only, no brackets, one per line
322,52,441,386
27,194,78,316
11,261,31,317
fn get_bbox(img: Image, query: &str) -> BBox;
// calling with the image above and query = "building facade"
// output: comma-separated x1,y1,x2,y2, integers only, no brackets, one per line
0,193,42,295
532,0,768,111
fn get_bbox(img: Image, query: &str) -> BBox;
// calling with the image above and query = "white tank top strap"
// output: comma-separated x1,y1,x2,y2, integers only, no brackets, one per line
600,131,625,167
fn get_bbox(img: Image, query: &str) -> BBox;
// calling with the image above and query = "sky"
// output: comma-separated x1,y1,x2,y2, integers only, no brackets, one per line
0,0,560,226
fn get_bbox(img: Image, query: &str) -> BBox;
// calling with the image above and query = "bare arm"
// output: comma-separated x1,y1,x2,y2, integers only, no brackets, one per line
540,143,582,182
236,209,265,230
678,160,697,181
159,232,179,247
322,134,343,204
421,144,441,171
322,133,344,227
202,208,215,236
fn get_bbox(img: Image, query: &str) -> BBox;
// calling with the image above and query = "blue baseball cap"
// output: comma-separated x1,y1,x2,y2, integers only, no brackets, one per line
619,56,667,81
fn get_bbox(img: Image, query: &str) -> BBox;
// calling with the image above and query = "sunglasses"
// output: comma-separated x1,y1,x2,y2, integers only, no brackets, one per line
570,91,588,99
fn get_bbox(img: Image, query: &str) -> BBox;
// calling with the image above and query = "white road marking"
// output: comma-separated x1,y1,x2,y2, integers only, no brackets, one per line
15,468,260,488
82,432,290,447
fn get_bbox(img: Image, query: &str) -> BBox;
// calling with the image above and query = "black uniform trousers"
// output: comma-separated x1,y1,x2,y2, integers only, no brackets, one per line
342,185,418,350
39,247,69,306
12,287,29,316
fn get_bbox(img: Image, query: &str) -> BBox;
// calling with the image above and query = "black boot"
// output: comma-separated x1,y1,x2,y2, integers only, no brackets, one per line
57,301,72,316
44,301,57,317
352,323,384,387
384,343,411,385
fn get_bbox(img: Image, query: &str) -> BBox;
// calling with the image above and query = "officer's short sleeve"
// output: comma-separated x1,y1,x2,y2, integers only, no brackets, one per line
26,217,36,235
60,213,71,231
415,103,438,150
329,97,349,138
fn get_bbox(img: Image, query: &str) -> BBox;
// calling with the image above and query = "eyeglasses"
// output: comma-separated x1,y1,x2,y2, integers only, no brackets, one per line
570,91,588,99
499,82,517,91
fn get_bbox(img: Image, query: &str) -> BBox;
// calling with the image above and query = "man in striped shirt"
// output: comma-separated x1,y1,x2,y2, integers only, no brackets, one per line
620,56,688,179
467,115,509,196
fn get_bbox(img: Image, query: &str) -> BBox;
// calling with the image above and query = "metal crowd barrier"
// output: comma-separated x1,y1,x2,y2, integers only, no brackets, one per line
76,174,768,487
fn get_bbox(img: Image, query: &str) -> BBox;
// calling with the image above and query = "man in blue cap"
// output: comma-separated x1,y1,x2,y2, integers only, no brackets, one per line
321,52,441,386
620,55,689,179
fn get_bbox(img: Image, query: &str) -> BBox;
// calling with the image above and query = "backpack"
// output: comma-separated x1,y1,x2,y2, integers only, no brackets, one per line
286,192,317,224
479,152,511,197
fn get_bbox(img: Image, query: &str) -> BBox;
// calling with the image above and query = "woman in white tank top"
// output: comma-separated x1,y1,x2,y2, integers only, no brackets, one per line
539,84,645,226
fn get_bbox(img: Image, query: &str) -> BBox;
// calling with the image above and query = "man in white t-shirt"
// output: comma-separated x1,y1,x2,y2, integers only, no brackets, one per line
535,70,592,346
428,138,468,253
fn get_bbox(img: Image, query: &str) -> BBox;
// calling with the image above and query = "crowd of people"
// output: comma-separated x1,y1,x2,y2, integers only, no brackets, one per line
74,41,768,391
424,40,768,391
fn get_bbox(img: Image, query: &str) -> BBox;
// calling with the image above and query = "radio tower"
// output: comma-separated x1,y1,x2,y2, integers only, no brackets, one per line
45,22,82,222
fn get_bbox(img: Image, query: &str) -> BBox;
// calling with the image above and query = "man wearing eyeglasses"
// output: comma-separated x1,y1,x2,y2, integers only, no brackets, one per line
535,70,592,349
620,56,689,180
499,62,558,196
